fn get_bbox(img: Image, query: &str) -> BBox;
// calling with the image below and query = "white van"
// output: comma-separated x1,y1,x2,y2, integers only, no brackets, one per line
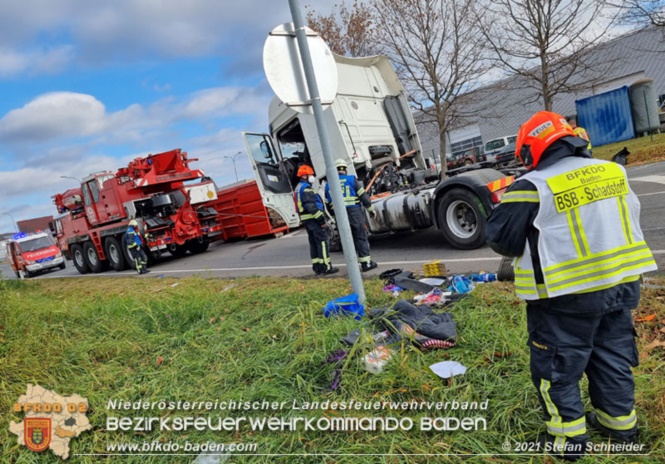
484,135,517,160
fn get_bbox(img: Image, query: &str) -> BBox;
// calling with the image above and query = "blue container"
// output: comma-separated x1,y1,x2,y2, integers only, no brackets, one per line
575,87,635,147
322,293,365,320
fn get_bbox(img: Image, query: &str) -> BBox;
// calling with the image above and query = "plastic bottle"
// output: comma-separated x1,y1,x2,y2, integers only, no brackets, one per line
470,273,497,282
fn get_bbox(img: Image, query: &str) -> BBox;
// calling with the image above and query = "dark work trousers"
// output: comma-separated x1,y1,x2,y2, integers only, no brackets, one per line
128,246,148,273
347,206,371,264
303,219,331,274
526,306,639,442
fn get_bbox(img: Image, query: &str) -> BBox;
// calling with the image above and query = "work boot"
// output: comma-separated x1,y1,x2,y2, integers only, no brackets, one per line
361,261,378,272
586,412,639,444
322,267,340,275
536,432,587,462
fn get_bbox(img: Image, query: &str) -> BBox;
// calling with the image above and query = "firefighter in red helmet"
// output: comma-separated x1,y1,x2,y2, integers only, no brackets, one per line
294,165,339,276
487,111,656,461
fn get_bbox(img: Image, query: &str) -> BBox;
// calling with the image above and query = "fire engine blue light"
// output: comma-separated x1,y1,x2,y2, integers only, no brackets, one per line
13,232,27,240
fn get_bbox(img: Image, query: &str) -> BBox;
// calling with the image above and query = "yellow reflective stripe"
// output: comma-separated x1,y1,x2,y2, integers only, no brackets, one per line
595,408,637,431
540,380,563,435
547,254,655,292
358,256,371,263
312,258,323,264
574,275,640,294
322,241,330,265
357,188,365,196
572,208,590,256
545,247,653,282
501,190,540,203
312,211,323,219
537,284,548,298
544,242,650,274
547,416,587,437
617,195,633,245
565,210,586,258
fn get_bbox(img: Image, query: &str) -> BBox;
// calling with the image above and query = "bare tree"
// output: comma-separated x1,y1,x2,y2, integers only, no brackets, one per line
305,2,380,57
612,0,665,26
478,0,619,111
371,0,487,171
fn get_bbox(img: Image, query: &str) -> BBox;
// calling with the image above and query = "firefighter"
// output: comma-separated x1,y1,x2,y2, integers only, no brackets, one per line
126,219,150,275
486,111,656,461
294,165,339,276
567,116,592,156
325,159,378,272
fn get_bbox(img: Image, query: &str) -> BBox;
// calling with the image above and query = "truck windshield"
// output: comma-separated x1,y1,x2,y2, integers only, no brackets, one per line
19,236,54,252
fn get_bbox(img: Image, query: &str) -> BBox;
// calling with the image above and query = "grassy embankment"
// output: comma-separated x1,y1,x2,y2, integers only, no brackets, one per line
0,276,664,464
593,131,665,165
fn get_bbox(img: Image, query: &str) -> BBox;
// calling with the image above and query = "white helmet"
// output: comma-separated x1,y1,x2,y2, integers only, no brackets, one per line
129,219,138,227
334,159,347,170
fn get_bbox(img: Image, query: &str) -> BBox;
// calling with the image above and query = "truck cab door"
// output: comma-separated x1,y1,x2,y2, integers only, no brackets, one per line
242,132,300,228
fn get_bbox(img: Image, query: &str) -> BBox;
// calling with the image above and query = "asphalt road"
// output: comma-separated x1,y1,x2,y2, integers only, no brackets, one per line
5,161,665,281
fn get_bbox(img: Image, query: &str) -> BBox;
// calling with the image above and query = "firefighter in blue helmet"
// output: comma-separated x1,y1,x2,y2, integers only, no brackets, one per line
486,111,656,461
126,219,150,274
325,159,378,272
294,165,339,276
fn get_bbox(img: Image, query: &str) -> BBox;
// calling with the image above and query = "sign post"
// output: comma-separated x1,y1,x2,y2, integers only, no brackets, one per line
263,4,366,302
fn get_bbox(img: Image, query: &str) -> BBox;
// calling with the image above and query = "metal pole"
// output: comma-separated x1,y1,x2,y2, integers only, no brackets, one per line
644,90,654,142
1,212,18,232
287,0,366,302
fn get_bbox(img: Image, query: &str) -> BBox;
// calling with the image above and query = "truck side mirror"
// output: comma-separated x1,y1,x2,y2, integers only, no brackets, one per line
260,140,272,160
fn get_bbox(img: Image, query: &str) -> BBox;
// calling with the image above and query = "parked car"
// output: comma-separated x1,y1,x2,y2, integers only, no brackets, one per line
484,135,518,162
446,147,486,170
491,141,521,166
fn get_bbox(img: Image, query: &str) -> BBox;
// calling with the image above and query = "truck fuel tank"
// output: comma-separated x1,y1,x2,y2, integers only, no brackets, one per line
366,188,435,234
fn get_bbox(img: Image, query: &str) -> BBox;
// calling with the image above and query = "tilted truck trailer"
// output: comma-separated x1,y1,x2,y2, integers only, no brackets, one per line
51,148,223,274
242,54,522,250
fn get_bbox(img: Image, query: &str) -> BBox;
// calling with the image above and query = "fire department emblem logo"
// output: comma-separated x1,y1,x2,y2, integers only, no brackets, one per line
24,418,51,452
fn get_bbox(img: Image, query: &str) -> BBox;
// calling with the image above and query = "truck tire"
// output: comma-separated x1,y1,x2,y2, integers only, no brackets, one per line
83,241,105,273
105,236,125,272
327,221,342,252
59,261,66,270
71,244,90,274
437,188,487,250
187,237,209,254
168,243,188,258
497,256,515,282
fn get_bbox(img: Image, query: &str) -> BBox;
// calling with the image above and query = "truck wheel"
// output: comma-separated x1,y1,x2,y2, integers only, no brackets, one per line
187,237,209,254
121,235,134,270
71,244,90,274
497,256,515,282
83,242,105,273
168,243,188,258
437,188,487,250
105,237,125,272
327,220,342,252
59,261,66,270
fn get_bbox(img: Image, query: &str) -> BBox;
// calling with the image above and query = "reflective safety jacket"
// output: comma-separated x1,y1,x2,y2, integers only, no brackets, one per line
126,226,143,249
573,127,592,151
324,174,372,210
512,157,656,300
294,181,325,223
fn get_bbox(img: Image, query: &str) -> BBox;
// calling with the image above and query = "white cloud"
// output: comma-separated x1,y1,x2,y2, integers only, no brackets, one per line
0,46,74,77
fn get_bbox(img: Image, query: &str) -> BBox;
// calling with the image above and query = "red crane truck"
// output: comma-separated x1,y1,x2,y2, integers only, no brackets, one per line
52,148,223,274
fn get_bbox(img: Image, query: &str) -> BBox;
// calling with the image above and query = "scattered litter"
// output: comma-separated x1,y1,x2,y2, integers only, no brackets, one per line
423,260,446,276
322,293,365,320
323,349,349,390
414,287,451,305
362,346,393,374
394,271,436,293
448,275,475,294
419,277,447,287
220,284,235,293
170,283,180,288
370,300,457,350
429,361,467,379
470,273,497,283
382,284,404,293
342,329,391,346
379,268,406,284
635,314,656,322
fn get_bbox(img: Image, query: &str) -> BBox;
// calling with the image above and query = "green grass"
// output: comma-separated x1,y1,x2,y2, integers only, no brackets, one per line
0,277,663,463
593,132,665,165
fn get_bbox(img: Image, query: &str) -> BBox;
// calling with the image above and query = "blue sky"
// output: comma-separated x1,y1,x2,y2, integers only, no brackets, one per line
0,0,331,233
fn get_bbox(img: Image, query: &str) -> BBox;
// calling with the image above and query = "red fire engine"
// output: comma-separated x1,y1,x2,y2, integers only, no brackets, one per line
7,231,66,278
52,148,223,274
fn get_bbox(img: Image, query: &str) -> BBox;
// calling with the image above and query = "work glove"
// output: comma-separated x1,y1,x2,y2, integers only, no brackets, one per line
367,205,377,219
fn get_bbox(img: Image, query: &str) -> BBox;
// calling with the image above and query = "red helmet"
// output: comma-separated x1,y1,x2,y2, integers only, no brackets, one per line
515,111,576,170
297,165,314,177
